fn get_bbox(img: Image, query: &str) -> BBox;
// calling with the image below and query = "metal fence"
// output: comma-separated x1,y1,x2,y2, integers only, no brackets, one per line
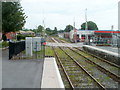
9,41,25,59
9,40,45,60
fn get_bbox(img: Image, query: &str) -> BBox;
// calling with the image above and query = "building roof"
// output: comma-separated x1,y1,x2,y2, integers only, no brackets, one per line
71,30,120,34
95,31,120,33
17,30,34,34
26,31,34,33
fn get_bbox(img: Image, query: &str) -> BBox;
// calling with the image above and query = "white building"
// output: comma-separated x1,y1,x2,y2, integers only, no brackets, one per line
69,30,94,42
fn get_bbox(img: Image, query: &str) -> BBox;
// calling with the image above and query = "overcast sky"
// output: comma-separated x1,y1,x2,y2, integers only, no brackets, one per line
21,0,119,30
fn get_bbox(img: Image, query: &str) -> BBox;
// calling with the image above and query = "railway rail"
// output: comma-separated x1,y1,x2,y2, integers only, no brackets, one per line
53,47,105,89
53,37,120,80
55,37,120,68
68,47,120,82
51,37,119,89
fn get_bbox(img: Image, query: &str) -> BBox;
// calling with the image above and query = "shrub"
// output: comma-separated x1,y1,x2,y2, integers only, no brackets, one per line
2,41,9,48
2,34,7,41
17,34,34,40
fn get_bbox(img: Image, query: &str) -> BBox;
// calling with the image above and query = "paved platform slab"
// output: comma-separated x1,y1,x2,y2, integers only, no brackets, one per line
83,45,119,56
92,45,119,54
2,49,44,88
83,45,120,65
41,58,64,88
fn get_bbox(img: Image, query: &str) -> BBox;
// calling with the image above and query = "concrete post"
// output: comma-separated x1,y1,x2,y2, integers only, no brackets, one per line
26,37,33,56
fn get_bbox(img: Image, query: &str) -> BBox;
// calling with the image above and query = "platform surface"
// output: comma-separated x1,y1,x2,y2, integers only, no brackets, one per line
2,49,44,88
83,45,119,57
41,57,64,88
92,45,119,54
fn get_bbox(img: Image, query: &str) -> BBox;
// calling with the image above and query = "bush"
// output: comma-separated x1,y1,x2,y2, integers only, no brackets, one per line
2,34,7,41
17,34,34,40
2,41,9,48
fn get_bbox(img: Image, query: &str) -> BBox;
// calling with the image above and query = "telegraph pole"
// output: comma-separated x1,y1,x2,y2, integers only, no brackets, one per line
73,17,77,43
85,8,88,30
42,19,45,38
85,8,89,45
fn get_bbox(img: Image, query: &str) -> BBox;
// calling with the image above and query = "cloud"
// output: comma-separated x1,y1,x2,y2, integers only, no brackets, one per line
21,0,119,30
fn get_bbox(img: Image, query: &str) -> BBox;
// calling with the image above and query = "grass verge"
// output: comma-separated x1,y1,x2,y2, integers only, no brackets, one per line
45,46,54,56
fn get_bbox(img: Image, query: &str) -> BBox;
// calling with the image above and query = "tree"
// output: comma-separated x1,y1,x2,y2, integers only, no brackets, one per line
46,28,51,32
2,34,7,41
45,28,52,35
45,27,58,36
2,2,27,33
53,27,58,34
37,25,44,33
35,25,44,36
64,25,73,32
81,21,98,30
58,30,64,33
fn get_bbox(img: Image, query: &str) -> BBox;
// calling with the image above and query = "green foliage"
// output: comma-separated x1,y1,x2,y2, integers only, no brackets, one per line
34,25,44,36
2,2,27,33
53,27,58,35
0,41,9,48
45,46,54,56
31,29,37,33
64,25,73,32
81,21,98,30
17,34,34,40
2,34,7,41
58,30,64,33
37,25,44,33
45,27,58,36
45,28,53,35
22,28,33,31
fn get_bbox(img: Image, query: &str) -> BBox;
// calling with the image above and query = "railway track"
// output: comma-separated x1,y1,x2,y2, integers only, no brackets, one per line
51,37,119,89
53,47,105,89
55,37,120,68
53,37,120,80
68,47,120,82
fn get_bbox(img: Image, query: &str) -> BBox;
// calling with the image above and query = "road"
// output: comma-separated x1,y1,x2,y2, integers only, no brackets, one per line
2,49,44,88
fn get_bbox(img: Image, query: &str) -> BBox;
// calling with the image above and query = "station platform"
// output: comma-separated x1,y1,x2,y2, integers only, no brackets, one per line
82,45,120,65
84,45,119,56
91,44,119,54
41,57,64,88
